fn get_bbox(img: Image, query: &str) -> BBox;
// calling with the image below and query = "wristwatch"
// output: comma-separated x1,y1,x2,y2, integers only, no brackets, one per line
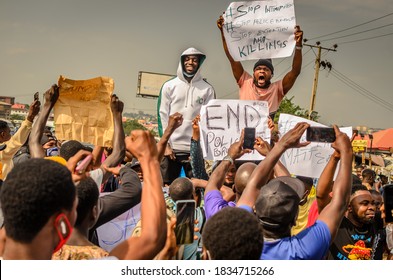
222,155,234,165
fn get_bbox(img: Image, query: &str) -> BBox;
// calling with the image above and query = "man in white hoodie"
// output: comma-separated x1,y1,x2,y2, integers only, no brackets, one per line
157,47,215,185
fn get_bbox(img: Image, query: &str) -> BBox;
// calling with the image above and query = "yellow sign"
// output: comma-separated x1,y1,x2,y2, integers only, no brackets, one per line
353,147,365,153
54,75,114,147
352,140,368,148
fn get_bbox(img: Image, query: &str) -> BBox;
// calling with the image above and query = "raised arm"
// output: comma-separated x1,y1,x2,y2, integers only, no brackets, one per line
237,123,310,208
109,130,166,259
190,115,209,180
316,151,340,213
156,112,183,162
317,125,352,241
217,14,244,82
205,129,250,194
29,85,59,158
282,25,303,94
100,94,125,182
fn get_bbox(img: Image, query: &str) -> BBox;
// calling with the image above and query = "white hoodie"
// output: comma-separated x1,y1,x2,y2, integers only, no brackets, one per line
157,47,215,152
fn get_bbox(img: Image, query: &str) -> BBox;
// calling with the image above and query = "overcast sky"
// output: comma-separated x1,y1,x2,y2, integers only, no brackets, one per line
1,0,392,130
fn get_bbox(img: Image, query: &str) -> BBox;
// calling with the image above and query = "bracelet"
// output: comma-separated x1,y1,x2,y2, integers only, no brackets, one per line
296,45,303,50
222,155,234,165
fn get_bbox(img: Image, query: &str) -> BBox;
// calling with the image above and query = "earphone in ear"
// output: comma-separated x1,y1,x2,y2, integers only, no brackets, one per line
55,214,71,239
53,213,73,253
59,220,67,236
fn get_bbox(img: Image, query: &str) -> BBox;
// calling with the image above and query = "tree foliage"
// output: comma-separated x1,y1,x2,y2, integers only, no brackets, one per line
10,114,25,121
273,96,320,122
122,119,157,137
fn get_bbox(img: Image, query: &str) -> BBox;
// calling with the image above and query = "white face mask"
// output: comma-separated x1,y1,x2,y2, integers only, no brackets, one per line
46,147,59,157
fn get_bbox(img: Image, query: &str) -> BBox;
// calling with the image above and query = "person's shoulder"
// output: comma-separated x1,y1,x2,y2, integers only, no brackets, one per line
162,76,180,87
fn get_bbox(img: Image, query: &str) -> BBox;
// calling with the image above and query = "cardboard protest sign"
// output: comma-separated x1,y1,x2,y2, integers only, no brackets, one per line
199,99,270,161
278,114,352,178
55,75,114,147
223,0,296,60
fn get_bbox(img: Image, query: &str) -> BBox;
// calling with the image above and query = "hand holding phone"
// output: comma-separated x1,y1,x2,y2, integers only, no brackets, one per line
306,127,336,143
243,127,256,150
175,199,195,245
75,154,92,174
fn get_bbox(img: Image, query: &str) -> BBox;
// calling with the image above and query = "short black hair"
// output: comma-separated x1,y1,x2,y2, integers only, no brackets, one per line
351,184,369,195
169,177,193,201
362,169,375,179
75,177,99,227
352,174,362,185
202,207,264,260
0,158,75,242
0,120,9,132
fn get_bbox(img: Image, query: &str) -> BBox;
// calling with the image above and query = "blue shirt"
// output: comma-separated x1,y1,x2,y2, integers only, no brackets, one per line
262,221,331,260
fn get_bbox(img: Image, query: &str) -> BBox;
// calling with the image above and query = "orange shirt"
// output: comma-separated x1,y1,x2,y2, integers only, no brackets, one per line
238,71,284,114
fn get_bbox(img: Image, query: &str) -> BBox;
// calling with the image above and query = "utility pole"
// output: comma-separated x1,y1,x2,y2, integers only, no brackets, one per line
303,42,337,119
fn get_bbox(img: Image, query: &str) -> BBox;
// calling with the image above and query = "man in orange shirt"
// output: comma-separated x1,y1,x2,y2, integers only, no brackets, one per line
217,15,303,119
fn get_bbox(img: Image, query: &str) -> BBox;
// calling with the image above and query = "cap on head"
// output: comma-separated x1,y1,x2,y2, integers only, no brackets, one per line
253,59,274,74
255,176,305,229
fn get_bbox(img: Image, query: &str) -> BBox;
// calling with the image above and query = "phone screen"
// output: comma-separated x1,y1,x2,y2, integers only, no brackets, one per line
175,200,195,245
243,127,256,150
306,127,336,143
383,184,393,223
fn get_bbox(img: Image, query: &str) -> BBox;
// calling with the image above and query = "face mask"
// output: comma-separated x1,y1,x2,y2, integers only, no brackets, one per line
46,147,59,157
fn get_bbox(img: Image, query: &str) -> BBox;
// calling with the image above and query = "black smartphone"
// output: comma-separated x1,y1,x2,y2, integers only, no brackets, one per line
383,184,393,223
175,199,195,245
34,92,39,101
243,127,256,150
306,127,336,143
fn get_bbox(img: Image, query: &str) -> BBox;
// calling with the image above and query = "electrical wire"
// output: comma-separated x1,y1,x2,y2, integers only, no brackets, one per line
320,22,393,42
335,32,393,45
329,68,393,112
308,12,393,40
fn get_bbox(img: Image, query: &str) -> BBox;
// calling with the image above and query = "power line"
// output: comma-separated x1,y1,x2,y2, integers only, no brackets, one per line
308,12,393,40
320,22,393,42
331,68,393,108
336,31,393,45
329,68,393,112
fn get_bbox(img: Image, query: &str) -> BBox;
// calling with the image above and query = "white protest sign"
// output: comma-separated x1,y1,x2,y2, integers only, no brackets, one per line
223,0,296,61
200,99,270,161
97,202,141,252
278,114,352,178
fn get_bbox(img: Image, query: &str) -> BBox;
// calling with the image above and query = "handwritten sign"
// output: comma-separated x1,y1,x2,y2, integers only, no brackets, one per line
223,0,296,60
55,75,114,147
96,202,141,252
199,99,270,161
278,114,352,178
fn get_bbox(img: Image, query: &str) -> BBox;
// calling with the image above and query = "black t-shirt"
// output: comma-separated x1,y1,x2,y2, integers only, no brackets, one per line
327,217,384,260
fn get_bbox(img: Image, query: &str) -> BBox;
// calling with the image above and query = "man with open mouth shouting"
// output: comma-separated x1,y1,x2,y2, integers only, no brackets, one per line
217,15,304,120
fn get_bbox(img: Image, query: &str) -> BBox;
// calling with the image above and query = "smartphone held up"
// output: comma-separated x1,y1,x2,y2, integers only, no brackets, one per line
175,199,195,245
306,127,336,143
243,127,256,150
75,154,93,174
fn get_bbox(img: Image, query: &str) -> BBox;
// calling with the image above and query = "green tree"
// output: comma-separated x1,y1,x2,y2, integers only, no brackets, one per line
122,119,157,137
10,114,25,121
274,96,320,123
